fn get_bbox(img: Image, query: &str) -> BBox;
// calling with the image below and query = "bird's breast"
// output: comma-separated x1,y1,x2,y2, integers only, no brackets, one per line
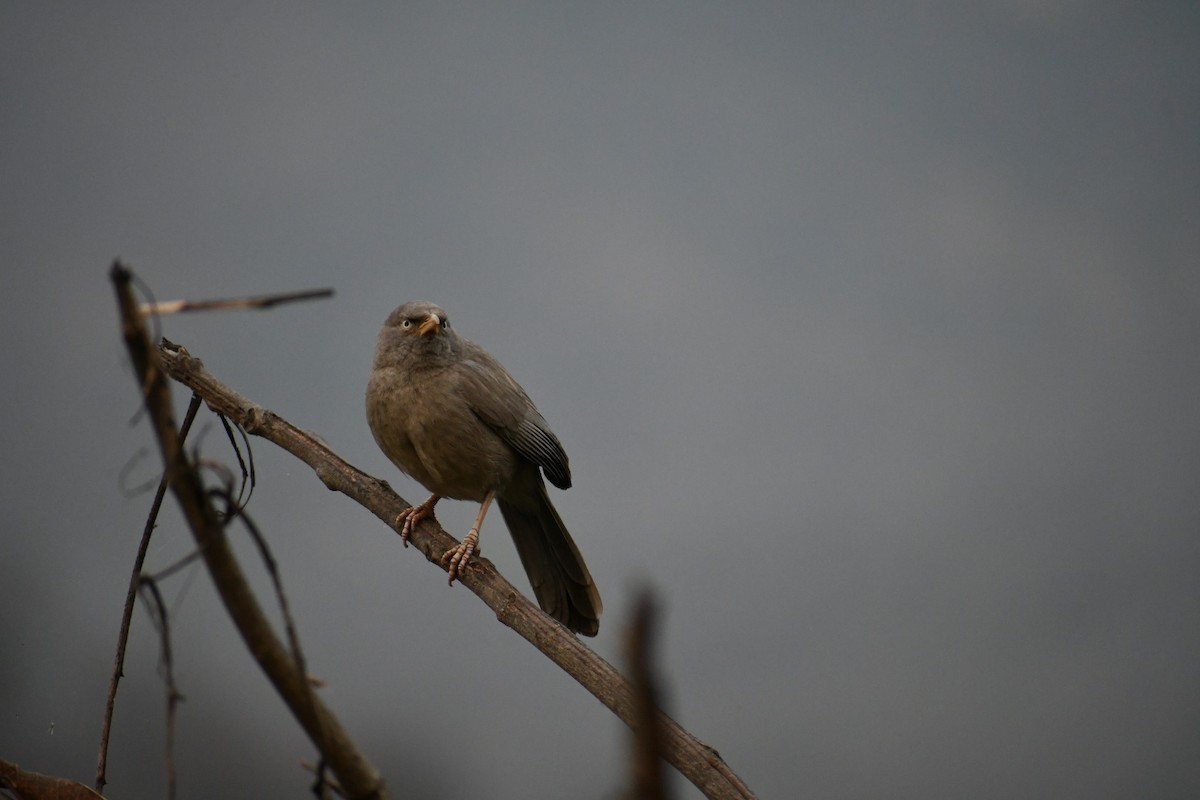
366,365,517,501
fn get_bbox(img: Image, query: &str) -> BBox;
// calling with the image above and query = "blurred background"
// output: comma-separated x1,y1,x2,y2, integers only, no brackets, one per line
2,3,1198,798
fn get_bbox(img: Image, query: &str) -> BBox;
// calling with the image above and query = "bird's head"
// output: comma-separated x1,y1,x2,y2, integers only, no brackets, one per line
374,300,459,366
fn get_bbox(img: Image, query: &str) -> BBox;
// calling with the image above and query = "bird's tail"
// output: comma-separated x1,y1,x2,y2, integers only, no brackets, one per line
498,482,602,636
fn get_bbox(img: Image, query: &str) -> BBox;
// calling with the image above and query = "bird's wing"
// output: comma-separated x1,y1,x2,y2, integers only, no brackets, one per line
457,347,572,490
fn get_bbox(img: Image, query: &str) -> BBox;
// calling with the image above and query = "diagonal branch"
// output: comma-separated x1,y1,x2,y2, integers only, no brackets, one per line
151,328,757,800
110,263,386,800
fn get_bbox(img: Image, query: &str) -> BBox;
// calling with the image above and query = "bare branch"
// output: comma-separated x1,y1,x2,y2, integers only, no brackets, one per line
151,324,757,800
110,262,386,800
139,287,333,316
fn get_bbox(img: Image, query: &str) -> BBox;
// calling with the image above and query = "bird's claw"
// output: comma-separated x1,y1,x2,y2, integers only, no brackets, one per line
442,529,480,584
395,495,439,547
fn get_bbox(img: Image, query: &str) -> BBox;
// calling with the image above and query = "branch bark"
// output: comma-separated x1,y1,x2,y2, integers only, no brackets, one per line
149,333,756,800
111,263,386,800
1,757,105,800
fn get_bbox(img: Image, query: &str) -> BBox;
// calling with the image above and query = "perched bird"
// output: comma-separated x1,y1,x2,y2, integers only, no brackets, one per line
366,301,602,636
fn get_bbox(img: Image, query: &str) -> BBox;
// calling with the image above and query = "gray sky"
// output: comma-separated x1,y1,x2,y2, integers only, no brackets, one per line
3,3,1198,798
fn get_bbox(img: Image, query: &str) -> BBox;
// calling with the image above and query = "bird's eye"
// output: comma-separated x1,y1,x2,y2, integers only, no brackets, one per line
401,319,412,329
441,319,450,329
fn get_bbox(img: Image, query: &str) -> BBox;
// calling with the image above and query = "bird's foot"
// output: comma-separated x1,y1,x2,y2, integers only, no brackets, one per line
395,494,440,546
441,528,480,585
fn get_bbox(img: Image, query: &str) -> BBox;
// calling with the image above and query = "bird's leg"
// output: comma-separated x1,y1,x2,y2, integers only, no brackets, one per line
395,494,440,546
442,489,495,584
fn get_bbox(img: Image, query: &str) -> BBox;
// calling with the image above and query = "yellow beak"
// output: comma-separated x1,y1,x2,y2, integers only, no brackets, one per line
417,313,441,337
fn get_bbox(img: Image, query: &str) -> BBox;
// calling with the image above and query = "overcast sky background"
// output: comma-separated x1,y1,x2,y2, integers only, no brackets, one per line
2,3,1198,799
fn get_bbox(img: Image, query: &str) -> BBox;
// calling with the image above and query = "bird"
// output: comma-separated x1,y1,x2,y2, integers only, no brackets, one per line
365,301,602,636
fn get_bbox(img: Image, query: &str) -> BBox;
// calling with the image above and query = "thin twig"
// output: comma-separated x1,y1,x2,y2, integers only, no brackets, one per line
217,413,256,508
139,288,333,316
302,759,345,800
118,447,165,497
213,489,308,672
138,577,182,800
95,394,202,794
141,548,206,584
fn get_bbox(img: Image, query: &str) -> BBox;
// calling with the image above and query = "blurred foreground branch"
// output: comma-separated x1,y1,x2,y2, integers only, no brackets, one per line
0,757,104,800
110,263,386,800
626,591,672,800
